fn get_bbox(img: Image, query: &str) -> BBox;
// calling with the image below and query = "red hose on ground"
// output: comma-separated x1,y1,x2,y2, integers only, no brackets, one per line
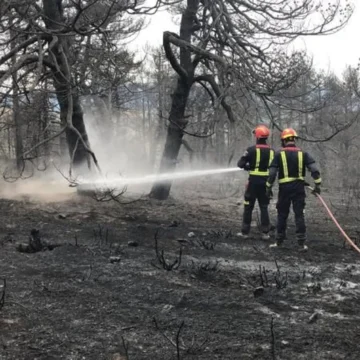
308,187,360,255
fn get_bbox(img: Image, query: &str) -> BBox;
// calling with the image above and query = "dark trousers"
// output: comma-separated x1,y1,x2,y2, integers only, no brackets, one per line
241,181,270,234
276,182,306,244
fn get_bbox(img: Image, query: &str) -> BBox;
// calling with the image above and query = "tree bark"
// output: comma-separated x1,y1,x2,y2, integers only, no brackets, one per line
215,112,225,165
10,24,23,170
55,86,90,167
41,80,50,160
12,72,23,170
43,0,90,171
150,77,192,199
150,0,199,200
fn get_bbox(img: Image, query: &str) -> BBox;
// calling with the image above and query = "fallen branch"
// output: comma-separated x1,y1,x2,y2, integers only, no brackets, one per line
89,185,128,203
195,238,216,250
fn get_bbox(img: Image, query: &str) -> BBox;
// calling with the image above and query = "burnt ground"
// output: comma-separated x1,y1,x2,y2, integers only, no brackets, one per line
0,181,360,360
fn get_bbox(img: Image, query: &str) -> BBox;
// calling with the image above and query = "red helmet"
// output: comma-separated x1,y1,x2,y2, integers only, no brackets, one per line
253,125,270,139
281,128,298,140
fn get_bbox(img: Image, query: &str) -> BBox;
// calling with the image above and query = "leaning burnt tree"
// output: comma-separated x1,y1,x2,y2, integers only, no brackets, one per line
42,0,92,171
41,0,146,172
0,0,174,176
150,0,353,200
0,1,107,172
150,0,236,199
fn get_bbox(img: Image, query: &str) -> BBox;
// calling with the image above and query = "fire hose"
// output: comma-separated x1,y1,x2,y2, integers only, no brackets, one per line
74,166,359,255
307,186,360,255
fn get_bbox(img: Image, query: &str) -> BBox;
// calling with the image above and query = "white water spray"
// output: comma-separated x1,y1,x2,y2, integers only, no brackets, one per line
78,167,242,189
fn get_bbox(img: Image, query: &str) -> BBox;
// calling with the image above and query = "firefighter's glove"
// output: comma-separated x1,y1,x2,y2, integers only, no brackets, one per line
243,164,251,171
312,184,321,195
266,186,273,199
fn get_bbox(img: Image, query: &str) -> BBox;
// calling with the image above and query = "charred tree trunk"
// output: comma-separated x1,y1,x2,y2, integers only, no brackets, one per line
182,139,194,164
150,74,192,199
150,0,199,200
42,0,90,171
150,52,166,171
55,86,90,167
10,25,23,170
199,111,208,162
12,70,23,170
41,82,50,159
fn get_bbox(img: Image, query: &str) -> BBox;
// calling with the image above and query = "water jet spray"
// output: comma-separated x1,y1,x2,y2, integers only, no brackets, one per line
76,167,242,190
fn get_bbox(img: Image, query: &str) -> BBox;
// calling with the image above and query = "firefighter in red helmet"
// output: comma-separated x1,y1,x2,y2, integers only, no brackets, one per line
237,125,274,239
266,128,321,251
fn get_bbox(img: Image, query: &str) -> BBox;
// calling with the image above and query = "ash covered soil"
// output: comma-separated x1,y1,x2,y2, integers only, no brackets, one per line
0,182,360,360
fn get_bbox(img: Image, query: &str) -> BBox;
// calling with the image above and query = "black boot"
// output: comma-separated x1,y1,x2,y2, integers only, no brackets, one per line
297,233,308,252
270,232,286,248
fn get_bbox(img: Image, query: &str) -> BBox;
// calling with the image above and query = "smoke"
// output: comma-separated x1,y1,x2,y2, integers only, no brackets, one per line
0,175,76,203
85,111,160,178
0,108,247,202
83,111,248,195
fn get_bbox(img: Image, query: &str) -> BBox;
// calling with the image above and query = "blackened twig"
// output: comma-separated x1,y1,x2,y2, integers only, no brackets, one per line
270,316,276,360
121,336,130,360
0,279,6,310
153,318,186,351
259,265,264,287
153,229,182,271
259,265,269,287
176,321,185,360
274,260,288,289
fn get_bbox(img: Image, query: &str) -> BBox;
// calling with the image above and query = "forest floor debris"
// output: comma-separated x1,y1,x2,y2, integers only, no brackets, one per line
0,188,359,359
